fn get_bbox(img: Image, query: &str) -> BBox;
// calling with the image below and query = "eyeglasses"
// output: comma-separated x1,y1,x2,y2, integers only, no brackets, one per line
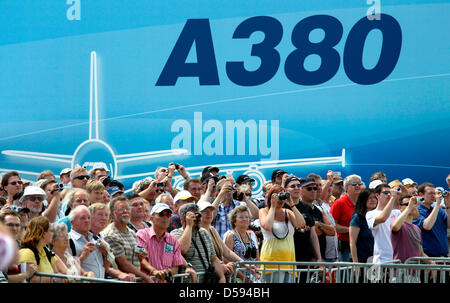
305,187,318,192
351,182,363,186
26,196,44,202
288,184,301,189
237,215,250,219
116,206,131,212
74,175,90,180
9,181,23,186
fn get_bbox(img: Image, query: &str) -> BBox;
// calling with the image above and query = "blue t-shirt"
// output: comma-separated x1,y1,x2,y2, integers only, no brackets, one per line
350,213,374,263
412,204,448,256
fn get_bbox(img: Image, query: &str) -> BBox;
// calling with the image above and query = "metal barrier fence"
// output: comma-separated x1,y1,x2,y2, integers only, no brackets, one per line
231,258,450,283
34,271,206,283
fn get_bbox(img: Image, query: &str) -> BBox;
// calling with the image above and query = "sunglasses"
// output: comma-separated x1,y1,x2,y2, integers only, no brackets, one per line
74,175,90,180
305,187,318,192
399,203,409,207
155,189,165,193
245,193,252,197
351,182,363,186
26,196,44,202
381,191,391,195
288,184,301,189
9,181,23,186
157,211,172,218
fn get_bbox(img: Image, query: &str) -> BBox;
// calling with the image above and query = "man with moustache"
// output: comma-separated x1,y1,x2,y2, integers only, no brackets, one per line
101,196,155,283
136,203,197,283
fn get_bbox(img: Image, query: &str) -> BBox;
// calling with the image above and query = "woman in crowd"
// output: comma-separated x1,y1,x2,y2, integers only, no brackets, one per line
51,222,96,279
197,201,246,279
259,184,306,283
349,188,377,263
18,216,67,283
224,205,260,282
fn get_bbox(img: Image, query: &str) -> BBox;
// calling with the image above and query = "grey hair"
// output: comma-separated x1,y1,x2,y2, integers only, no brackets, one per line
62,188,89,207
228,205,252,229
155,193,173,204
52,222,68,242
343,174,362,188
109,196,128,215
69,205,90,222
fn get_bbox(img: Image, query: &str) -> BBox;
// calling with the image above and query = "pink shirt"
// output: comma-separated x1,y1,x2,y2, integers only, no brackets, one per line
136,227,184,271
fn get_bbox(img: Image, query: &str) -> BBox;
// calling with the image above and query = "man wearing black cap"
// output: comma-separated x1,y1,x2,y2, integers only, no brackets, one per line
271,169,287,186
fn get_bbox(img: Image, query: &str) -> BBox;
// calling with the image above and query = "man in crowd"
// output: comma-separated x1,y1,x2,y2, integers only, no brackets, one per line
137,203,197,283
101,196,156,283
57,188,90,231
183,178,202,200
127,193,151,232
70,166,90,189
366,183,401,263
330,174,363,261
59,168,72,185
413,183,450,257
86,180,106,204
168,190,198,232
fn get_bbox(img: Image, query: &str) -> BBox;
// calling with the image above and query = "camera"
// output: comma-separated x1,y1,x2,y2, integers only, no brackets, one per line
93,240,102,247
395,186,402,193
157,182,165,187
417,197,425,203
277,192,290,201
231,183,238,190
174,163,180,169
165,270,173,283
136,245,146,254
443,191,449,197
195,212,202,221
58,183,64,191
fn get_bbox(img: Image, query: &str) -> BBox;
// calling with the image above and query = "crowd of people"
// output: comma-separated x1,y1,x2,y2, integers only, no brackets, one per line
0,162,449,283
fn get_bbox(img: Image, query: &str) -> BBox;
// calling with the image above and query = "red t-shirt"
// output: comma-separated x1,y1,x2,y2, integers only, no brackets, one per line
330,194,355,242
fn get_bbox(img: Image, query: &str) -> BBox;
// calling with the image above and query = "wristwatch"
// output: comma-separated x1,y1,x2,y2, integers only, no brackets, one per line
186,263,193,269
318,222,323,229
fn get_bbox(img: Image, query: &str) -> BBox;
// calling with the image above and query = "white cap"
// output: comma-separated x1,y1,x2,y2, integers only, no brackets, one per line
150,203,173,216
173,190,198,202
19,186,47,202
402,178,417,186
90,162,110,172
369,180,383,189
60,168,72,176
197,201,215,212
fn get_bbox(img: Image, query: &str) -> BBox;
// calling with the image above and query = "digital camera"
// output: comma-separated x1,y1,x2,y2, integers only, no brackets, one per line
277,192,291,201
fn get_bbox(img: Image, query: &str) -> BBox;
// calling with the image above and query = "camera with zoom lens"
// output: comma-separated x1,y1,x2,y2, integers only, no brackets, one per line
277,192,290,201
93,240,102,247
231,183,238,190
395,186,402,193
443,191,449,197
136,245,146,254
195,212,202,221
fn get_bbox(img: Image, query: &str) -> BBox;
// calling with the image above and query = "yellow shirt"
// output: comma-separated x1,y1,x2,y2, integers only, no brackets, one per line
18,247,56,274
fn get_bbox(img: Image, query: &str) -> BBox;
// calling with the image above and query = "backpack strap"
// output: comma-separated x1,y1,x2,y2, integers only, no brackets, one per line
69,238,77,256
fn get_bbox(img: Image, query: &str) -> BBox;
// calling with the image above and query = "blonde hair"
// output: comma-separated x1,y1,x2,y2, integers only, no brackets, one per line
89,202,110,217
70,165,88,180
86,180,105,193
228,205,252,229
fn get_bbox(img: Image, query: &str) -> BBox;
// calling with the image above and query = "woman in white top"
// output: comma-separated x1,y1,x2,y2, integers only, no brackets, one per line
258,184,306,283
51,223,96,280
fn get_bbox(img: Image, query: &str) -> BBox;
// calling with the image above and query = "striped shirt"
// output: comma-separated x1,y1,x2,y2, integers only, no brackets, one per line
101,223,140,269
136,227,184,271
212,199,246,240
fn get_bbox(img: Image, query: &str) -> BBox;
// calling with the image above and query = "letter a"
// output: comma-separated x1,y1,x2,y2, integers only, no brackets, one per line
66,0,81,21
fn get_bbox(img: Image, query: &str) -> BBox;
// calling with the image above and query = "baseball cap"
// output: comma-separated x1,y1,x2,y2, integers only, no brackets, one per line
150,203,173,216
202,166,219,175
60,168,72,176
271,169,287,181
389,180,402,188
197,201,215,212
19,186,47,202
90,162,110,172
107,186,124,196
333,176,344,184
173,190,198,202
369,180,383,189
299,177,316,187
402,178,417,186
236,175,255,185
135,177,154,193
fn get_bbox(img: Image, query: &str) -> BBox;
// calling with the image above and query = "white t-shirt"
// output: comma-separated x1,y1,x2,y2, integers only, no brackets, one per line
366,208,401,263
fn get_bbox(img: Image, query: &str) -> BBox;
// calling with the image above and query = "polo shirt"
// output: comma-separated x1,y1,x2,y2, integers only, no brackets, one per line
330,194,355,242
413,204,449,257
136,227,184,271
101,223,140,269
